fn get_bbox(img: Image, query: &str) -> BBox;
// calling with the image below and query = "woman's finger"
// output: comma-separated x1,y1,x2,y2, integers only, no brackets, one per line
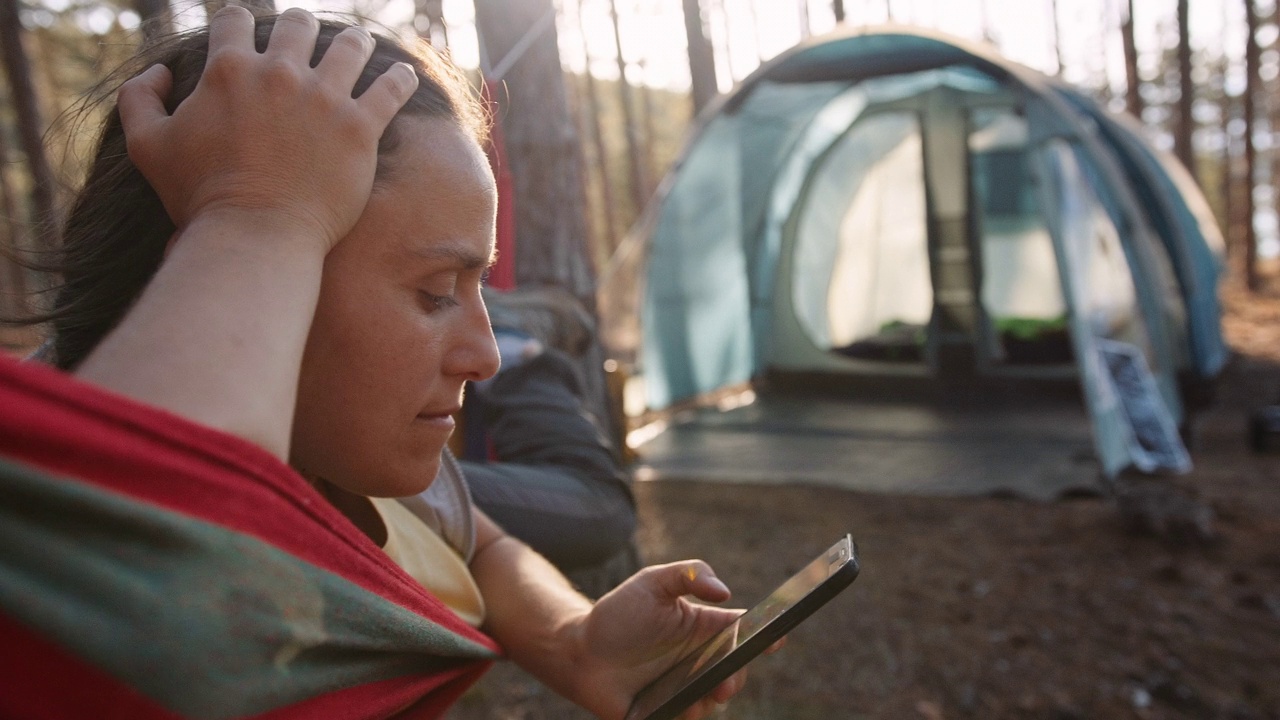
648,560,731,603
676,695,723,720
704,666,748,705
117,64,174,162
264,7,320,64
314,26,374,91
206,4,255,56
357,62,419,127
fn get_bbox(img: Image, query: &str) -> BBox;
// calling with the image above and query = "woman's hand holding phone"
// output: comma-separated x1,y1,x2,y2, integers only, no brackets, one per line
624,535,859,720
564,560,755,720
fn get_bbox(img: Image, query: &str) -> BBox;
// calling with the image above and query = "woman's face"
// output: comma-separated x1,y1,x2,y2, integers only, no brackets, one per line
291,116,500,497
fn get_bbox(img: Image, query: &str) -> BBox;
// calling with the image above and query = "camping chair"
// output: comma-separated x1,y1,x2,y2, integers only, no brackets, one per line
0,355,497,719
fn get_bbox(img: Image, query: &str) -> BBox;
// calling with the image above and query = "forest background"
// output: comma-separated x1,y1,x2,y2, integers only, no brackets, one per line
2,2,1280,719
2,0,1279,341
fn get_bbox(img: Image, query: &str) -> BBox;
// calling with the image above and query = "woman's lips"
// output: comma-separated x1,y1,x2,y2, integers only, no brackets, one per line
415,407,460,427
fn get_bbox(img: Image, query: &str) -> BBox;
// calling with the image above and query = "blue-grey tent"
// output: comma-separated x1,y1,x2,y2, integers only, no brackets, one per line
601,27,1227,478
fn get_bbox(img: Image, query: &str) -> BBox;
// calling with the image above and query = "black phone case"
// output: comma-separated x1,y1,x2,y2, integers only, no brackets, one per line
627,535,860,720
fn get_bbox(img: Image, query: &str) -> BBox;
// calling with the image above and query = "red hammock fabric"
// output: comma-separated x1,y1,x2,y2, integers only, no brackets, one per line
0,355,498,719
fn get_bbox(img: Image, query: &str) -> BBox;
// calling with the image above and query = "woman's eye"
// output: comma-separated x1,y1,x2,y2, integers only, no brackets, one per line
420,291,460,312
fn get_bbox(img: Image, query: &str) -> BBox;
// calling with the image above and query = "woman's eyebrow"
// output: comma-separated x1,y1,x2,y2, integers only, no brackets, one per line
398,242,497,270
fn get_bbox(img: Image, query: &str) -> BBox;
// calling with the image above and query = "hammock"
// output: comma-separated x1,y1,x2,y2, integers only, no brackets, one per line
0,355,498,719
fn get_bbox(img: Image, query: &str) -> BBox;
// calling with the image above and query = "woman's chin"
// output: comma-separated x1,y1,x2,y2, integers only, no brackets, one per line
294,448,444,499
366,458,442,498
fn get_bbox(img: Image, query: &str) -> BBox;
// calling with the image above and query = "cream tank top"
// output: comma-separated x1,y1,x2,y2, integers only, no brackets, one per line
370,450,485,627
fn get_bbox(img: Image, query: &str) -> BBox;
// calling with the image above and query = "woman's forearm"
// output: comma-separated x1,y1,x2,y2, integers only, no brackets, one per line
471,510,599,713
76,213,327,459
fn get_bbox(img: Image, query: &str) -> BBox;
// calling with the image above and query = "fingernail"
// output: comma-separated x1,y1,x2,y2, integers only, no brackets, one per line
396,62,418,85
708,576,730,595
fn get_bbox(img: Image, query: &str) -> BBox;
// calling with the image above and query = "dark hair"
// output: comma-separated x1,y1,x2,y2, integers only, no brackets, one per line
24,15,486,370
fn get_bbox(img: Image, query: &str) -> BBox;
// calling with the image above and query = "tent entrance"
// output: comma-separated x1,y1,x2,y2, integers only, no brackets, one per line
969,108,1075,375
778,90,1076,386
790,109,933,367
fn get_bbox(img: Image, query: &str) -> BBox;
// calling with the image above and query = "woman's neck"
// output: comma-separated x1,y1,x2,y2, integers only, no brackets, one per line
307,476,388,547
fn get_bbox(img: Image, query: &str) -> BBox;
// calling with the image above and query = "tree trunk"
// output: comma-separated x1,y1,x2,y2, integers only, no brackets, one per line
1219,89,1236,256
0,121,27,319
1048,0,1064,75
1243,0,1259,291
605,0,650,217
978,0,995,44
1268,0,1280,288
415,0,448,49
474,0,594,295
1095,2,1113,100
682,0,718,117
574,0,619,254
560,65,597,273
745,0,766,64
134,0,174,43
832,0,845,23
1121,0,1143,120
1174,0,1197,183
712,0,741,82
0,0,57,255
637,58,659,197
474,0,613,454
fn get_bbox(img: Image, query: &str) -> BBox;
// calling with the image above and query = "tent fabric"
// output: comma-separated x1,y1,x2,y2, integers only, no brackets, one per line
1053,84,1228,377
1032,139,1179,476
606,27,1225,478
0,355,497,720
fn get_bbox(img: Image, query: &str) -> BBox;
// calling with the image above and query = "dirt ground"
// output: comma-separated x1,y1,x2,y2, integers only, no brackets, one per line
449,277,1280,720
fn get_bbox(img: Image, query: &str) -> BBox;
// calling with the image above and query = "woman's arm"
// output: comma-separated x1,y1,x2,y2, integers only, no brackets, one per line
470,508,748,720
75,7,416,459
75,218,325,457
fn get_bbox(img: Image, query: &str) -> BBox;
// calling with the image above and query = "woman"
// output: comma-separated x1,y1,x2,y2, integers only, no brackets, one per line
10,8,756,719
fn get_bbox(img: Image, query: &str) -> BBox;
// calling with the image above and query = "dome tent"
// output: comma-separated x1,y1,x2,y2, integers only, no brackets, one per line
601,27,1226,479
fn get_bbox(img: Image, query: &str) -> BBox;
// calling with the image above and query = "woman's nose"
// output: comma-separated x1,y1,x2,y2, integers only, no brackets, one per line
448,297,500,383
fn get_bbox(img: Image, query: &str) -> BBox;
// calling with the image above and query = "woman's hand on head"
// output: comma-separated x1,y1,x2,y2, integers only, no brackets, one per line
116,7,418,254
566,561,775,720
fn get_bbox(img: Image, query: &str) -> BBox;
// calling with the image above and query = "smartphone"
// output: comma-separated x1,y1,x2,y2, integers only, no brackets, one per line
624,535,860,720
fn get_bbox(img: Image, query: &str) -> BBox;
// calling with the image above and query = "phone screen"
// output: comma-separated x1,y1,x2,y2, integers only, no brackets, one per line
626,537,857,720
